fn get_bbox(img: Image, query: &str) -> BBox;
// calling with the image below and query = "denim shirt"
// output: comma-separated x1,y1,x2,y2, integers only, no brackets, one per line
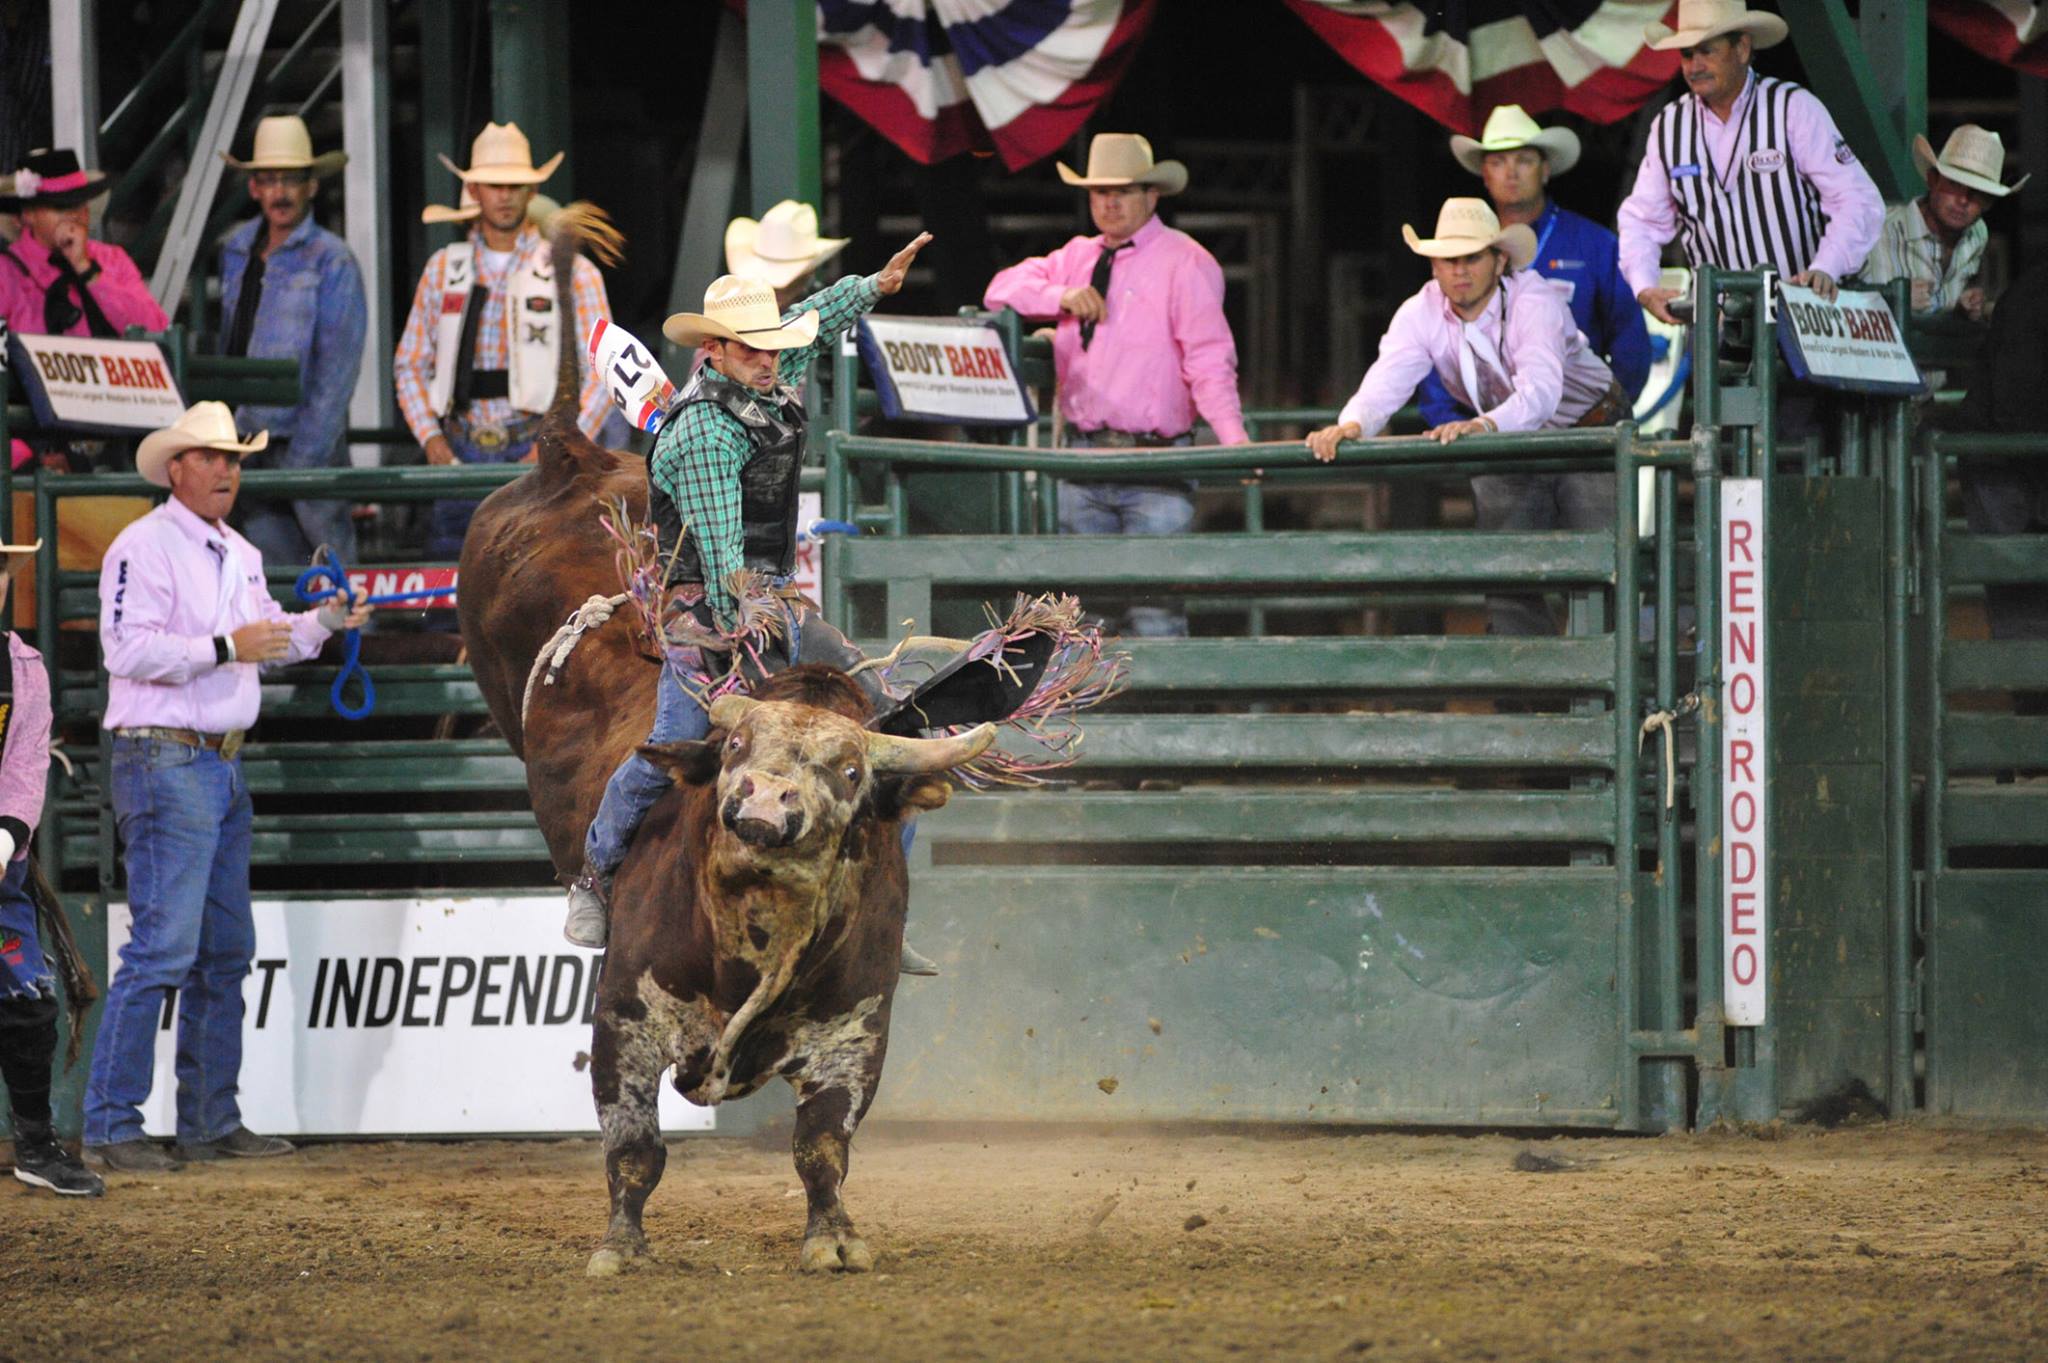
218,216,368,461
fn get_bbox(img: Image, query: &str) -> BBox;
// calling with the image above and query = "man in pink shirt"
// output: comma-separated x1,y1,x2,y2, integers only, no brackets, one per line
1307,200,1625,637
984,134,1248,637
83,402,370,1174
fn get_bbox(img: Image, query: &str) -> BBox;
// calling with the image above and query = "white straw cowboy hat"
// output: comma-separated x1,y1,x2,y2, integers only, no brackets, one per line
1645,0,1788,51
725,200,850,290
436,121,563,185
1403,198,1538,270
221,115,347,177
663,275,819,350
1914,125,2031,197
1450,104,1582,177
136,401,269,489
1056,133,1188,196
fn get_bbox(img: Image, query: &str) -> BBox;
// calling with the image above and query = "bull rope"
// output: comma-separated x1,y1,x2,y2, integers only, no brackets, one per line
521,593,630,729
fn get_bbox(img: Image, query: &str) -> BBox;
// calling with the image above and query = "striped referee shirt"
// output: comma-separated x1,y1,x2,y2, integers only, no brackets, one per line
1618,71,1884,298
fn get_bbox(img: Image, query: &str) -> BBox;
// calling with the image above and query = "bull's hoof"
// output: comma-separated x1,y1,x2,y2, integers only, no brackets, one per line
799,1232,874,1274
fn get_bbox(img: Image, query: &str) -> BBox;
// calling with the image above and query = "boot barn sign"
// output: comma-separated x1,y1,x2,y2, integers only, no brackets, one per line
856,315,1035,426
3,328,189,433
112,897,717,1137
1775,285,1926,396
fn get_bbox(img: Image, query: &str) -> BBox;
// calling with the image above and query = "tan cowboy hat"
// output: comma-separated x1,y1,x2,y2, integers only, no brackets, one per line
436,121,563,186
136,401,269,489
1645,0,1787,51
725,200,849,290
1056,133,1187,195
221,115,347,177
663,275,820,350
420,186,561,227
1402,198,1537,270
1915,125,2031,198
1450,104,1582,177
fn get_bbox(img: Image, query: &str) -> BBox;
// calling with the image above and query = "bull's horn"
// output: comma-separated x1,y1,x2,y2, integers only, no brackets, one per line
708,694,758,731
866,723,997,774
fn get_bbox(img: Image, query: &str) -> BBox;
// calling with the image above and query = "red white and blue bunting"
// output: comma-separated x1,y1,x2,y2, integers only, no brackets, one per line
814,0,1159,170
1930,0,2048,77
1279,1,1680,137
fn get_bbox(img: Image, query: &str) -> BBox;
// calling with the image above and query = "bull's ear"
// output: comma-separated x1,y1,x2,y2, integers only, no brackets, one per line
637,739,722,785
873,775,953,821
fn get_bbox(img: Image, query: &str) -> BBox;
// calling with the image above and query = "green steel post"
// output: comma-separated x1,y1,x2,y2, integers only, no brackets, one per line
746,0,821,211
490,0,574,199
416,0,460,260
1612,425,1642,1128
1860,0,1927,166
1244,480,1267,636
1786,0,1919,201
1692,266,1720,430
885,469,907,537
1921,428,1948,1107
1037,470,1058,533
1883,292,1915,1111
1692,422,1728,1124
823,428,848,628
1653,464,1684,1124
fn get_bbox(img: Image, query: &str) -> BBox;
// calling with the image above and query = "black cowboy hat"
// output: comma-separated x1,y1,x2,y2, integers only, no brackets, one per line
0,149,111,211
869,631,1059,738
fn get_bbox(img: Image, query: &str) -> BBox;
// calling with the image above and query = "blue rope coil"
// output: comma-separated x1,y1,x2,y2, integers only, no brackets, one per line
293,551,459,721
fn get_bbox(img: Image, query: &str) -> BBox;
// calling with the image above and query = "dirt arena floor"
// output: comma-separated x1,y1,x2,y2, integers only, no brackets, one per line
6,1120,2044,1362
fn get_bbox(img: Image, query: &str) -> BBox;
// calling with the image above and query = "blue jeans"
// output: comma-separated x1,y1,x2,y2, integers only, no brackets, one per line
584,662,712,875
1058,433,1196,638
0,857,52,1001
239,436,358,570
428,420,538,560
83,736,256,1146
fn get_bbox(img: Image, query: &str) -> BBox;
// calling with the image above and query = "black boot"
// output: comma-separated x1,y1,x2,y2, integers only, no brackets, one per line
11,1119,104,1197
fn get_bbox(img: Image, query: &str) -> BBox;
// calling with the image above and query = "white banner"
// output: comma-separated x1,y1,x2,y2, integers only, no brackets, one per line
1776,285,1924,394
1721,479,1767,1026
7,332,187,431
856,316,1034,426
110,895,716,1137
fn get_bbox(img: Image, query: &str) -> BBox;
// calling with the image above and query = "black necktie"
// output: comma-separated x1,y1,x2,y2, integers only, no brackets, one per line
1080,242,1128,350
225,249,267,358
44,250,117,337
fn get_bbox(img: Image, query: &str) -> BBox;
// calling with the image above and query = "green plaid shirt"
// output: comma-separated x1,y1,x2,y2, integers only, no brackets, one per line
651,272,880,624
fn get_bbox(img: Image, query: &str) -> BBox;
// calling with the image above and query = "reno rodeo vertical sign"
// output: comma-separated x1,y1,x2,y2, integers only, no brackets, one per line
5,332,188,433
1721,480,1768,1026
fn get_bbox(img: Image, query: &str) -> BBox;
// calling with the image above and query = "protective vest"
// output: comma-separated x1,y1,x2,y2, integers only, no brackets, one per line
424,238,559,416
1651,75,1828,280
651,363,807,587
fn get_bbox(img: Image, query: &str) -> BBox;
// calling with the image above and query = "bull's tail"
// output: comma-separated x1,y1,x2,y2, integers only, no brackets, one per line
535,201,627,478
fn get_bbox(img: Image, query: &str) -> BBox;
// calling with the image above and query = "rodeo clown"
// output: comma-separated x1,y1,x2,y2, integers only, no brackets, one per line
568,233,1111,956
0,533,103,1196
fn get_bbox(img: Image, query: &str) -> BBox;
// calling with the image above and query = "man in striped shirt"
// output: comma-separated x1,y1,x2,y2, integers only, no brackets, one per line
1617,2,1883,326
565,234,931,949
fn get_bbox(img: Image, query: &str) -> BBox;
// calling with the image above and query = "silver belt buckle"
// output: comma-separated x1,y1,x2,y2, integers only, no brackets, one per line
219,730,246,761
468,422,509,453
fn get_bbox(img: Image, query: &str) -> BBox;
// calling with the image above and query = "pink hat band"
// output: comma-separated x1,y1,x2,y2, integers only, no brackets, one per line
33,169,90,195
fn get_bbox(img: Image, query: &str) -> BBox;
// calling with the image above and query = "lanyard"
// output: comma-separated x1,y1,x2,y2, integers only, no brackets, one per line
1701,76,1758,192
1530,206,1560,269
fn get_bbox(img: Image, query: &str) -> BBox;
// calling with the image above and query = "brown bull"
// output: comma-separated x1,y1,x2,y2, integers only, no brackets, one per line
457,209,992,1276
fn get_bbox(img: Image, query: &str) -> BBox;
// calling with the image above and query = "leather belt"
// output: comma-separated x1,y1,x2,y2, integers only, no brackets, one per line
1572,382,1632,430
117,726,247,760
1076,428,1189,448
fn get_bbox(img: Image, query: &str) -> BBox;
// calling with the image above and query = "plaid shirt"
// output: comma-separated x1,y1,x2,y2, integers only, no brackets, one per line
650,273,879,624
392,224,612,446
1861,198,1987,316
